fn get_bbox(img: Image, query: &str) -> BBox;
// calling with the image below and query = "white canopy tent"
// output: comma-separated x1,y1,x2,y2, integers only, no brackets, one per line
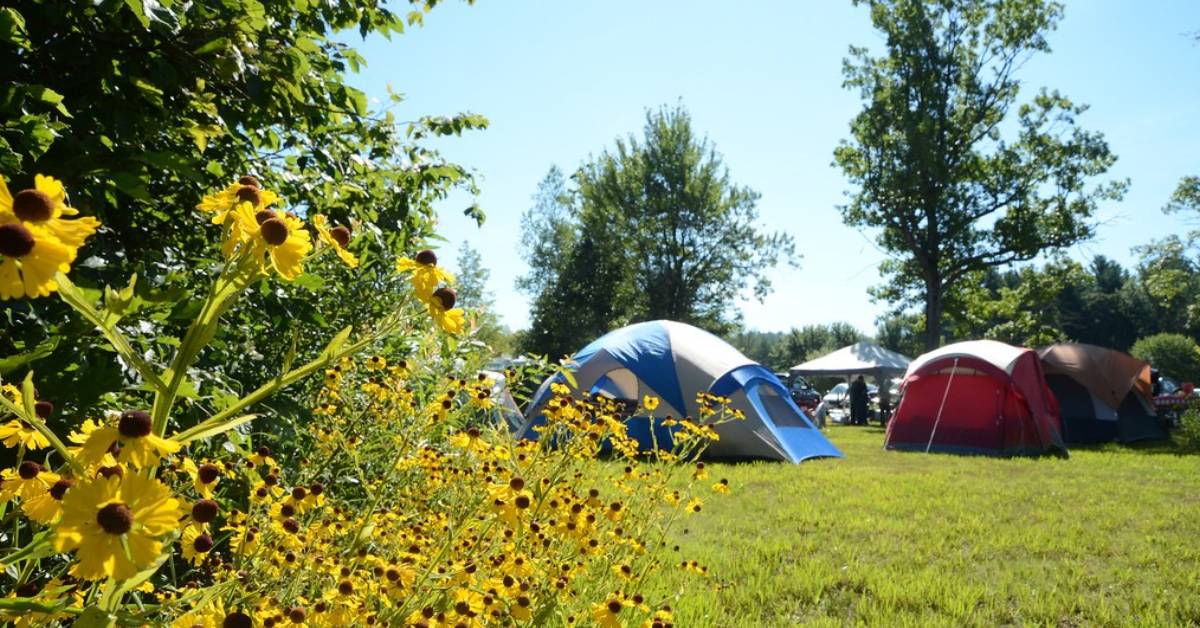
788,342,912,379
788,342,913,420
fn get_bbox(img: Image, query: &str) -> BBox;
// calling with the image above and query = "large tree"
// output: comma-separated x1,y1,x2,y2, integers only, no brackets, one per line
519,105,795,357
0,0,487,416
835,0,1125,349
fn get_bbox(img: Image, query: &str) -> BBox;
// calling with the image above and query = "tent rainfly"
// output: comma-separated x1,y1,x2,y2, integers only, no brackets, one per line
515,321,842,463
1038,343,1165,444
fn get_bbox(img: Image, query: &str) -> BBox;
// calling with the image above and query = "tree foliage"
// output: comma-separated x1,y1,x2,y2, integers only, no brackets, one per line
0,0,487,421
519,105,796,357
1131,333,1200,384
835,0,1125,349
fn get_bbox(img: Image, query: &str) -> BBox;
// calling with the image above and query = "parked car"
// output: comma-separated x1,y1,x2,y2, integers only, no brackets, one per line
787,376,821,412
823,382,878,408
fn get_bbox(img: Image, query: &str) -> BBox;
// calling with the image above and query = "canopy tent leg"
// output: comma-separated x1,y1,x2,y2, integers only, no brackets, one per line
925,358,959,453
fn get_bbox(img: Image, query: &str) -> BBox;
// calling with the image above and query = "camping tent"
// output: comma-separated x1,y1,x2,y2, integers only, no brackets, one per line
885,340,1067,456
1038,343,1165,444
788,342,911,379
515,320,842,463
789,342,912,418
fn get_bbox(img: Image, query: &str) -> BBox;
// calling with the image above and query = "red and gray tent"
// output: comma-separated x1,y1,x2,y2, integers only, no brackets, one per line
885,340,1067,457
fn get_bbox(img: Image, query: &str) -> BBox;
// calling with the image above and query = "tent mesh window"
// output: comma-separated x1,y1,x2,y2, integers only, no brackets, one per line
754,387,812,428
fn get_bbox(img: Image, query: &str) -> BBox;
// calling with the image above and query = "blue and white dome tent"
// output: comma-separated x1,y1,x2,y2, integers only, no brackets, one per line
515,321,843,463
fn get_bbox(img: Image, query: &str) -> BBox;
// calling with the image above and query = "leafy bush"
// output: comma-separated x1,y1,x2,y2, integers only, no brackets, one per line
0,175,726,625
1131,333,1200,383
1177,408,1200,452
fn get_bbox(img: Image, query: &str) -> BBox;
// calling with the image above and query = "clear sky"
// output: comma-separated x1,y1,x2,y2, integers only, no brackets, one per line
347,1,1200,335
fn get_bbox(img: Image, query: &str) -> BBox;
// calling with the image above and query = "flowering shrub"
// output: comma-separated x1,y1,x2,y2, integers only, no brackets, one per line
0,175,728,626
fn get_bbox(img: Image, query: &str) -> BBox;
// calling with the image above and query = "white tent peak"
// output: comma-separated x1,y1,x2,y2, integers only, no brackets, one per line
906,339,1026,376
788,341,912,377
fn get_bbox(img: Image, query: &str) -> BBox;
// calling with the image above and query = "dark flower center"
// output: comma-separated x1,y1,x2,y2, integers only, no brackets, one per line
223,612,254,628
34,400,53,418
329,225,351,248
415,249,438,265
433,287,457,310
18,460,41,480
509,477,525,491
288,607,306,624
607,600,623,614
97,465,123,479
235,186,261,206
0,223,35,258
193,533,214,553
13,189,54,222
97,502,134,535
16,581,40,598
282,518,300,534
118,410,153,438
515,495,531,509
238,175,261,189
338,579,354,595
259,218,289,246
309,482,324,496
50,479,74,500
291,486,306,500
255,209,277,225
197,463,220,484
192,499,219,523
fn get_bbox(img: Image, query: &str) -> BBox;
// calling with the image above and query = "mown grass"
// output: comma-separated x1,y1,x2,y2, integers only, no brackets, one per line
647,426,1200,627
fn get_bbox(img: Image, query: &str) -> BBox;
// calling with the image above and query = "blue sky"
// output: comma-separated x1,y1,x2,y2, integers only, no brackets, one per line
347,1,1200,335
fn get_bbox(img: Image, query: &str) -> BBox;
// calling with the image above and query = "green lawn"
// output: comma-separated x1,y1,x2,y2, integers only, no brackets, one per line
651,426,1200,627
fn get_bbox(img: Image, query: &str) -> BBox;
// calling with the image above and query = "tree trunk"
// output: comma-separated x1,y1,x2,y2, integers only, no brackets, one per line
924,276,943,351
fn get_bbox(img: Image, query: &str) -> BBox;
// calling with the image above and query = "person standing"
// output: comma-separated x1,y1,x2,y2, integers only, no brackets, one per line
849,375,869,426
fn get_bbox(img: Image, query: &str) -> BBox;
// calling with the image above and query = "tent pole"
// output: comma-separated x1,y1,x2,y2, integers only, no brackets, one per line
926,358,959,453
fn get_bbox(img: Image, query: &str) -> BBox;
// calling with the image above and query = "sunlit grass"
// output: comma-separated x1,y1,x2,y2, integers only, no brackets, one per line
646,426,1200,626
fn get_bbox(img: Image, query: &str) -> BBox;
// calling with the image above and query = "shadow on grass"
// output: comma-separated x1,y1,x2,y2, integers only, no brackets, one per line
1065,438,1198,457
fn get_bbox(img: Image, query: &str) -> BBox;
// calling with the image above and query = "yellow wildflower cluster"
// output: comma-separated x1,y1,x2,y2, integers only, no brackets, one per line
0,174,732,626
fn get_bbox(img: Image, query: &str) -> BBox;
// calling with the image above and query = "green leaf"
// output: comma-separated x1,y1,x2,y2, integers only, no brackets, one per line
171,413,258,444
0,8,29,49
0,338,59,375
192,37,230,55
123,0,150,28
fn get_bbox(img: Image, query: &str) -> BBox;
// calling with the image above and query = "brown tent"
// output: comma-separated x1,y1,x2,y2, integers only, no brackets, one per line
1038,343,1164,444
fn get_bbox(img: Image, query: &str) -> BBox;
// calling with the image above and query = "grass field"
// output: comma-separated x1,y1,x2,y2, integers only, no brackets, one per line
649,426,1200,627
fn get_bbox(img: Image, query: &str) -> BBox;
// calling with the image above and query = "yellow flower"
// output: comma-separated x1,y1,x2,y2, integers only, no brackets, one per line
23,476,72,524
180,525,214,566
642,395,660,412
52,472,182,581
0,461,58,504
0,420,51,450
395,249,454,301
591,596,630,628
685,497,703,514
427,286,466,335
0,175,100,300
312,214,358,268
76,411,181,469
712,478,731,494
196,176,278,227
231,202,312,280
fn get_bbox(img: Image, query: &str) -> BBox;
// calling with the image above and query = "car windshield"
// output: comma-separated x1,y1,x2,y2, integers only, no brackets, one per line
1160,378,1179,395
828,383,848,394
